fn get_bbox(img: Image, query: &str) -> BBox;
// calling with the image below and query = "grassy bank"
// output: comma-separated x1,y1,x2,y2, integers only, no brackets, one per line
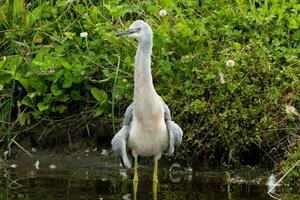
0,0,299,178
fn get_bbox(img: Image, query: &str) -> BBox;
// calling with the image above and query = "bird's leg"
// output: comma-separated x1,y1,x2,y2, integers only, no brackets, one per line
133,156,139,182
152,157,159,200
153,158,158,183
133,177,138,200
133,154,138,200
152,181,158,200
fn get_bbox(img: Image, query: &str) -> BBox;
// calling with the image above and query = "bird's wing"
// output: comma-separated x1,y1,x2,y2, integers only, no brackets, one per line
111,103,133,169
162,101,183,156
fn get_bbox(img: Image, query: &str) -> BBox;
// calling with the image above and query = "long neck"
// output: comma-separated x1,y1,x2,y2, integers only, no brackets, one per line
134,38,155,99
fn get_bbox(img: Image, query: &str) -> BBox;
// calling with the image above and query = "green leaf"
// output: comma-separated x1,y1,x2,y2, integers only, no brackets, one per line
93,108,104,117
28,92,40,98
55,45,65,54
29,76,47,93
61,60,71,69
288,19,298,30
2,55,22,71
21,96,34,107
25,3,51,28
0,84,3,91
91,87,108,104
55,105,67,113
0,58,5,70
0,73,12,84
51,82,63,96
37,102,49,111
63,70,73,88
190,99,207,113
56,94,69,102
19,112,31,126
54,69,64,81
31,111,41,119
15,74,30,91
64,32,76,40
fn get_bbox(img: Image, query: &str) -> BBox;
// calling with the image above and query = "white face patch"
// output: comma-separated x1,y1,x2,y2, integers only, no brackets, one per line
127,26,141,38
128,32,140,38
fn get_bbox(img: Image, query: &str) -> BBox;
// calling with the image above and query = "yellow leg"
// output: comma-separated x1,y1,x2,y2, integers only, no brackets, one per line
153,159,158,183
152,159,158,200
152,176,158,200
133,157,139,182
133,157,138,200
133,178,138,200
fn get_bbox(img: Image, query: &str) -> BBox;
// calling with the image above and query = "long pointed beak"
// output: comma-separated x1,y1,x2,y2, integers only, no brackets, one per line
116,28,140,36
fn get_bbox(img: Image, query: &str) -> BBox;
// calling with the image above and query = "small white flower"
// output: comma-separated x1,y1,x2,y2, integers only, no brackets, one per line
34,160,40,170
285,105,299,116
218,71,225,84
226,60,235,67
32,148,37,153
49,164,57,169
3,56,6,61
80,32,88,38
159,9,167,17
10,164,18,168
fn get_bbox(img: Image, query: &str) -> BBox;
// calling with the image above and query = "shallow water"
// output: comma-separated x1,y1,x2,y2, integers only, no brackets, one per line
1,167,297,200
0,152,299,200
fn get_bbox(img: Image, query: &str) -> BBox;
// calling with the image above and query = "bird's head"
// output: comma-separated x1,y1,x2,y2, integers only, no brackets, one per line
116,20,152,41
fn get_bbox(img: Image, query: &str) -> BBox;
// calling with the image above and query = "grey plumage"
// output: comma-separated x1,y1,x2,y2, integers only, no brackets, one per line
111,104,133,168
112,101,183,168
111,20,183,171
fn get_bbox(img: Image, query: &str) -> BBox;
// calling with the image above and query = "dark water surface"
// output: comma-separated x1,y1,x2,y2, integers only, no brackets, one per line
0,151,298,200
1,167,298,200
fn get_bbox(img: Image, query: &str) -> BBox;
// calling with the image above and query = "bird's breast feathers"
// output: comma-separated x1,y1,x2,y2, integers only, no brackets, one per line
128,118,169,157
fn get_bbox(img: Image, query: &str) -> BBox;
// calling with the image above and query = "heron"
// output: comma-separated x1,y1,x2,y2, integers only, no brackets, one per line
111,20,183,184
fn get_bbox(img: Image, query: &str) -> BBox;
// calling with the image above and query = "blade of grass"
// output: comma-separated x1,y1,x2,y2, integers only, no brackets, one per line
112,56,120,134
11,139,33,157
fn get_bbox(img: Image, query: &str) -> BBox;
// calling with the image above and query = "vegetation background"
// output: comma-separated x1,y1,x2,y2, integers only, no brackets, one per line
0,0,299,184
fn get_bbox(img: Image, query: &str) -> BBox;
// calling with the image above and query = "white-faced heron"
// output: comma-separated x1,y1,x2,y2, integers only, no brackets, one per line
111,20,183,183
